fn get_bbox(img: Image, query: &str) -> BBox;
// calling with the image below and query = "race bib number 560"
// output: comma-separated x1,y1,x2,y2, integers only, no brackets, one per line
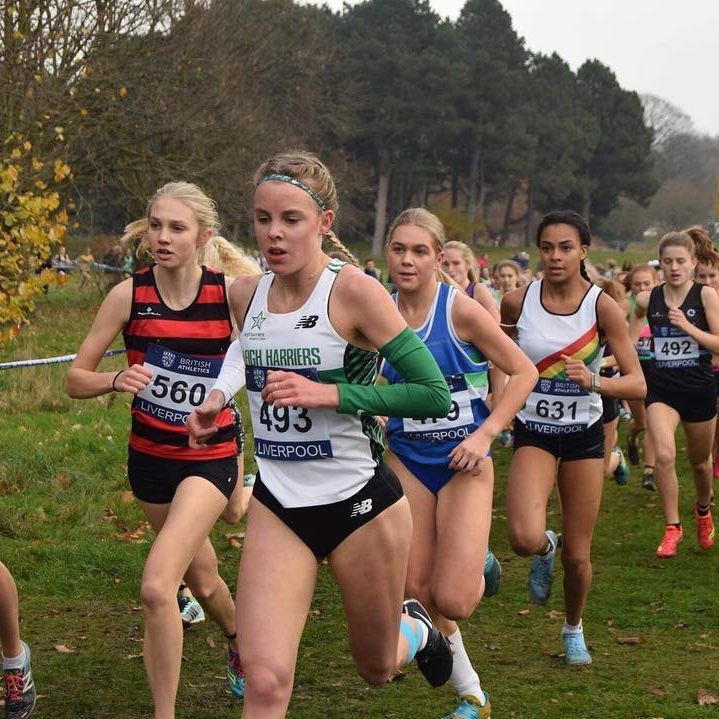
134,343,222,426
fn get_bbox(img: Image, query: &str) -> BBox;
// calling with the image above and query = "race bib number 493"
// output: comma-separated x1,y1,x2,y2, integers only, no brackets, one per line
245,365,334,461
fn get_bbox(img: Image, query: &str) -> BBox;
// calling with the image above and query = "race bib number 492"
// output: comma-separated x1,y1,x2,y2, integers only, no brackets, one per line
134,344,222,426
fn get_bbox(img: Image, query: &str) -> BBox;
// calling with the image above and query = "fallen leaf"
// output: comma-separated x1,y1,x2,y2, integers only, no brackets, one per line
486,644,501,651
124,653,143,660
224,532,245,540
54,473,72,489
696,690,718,706
102,509,118,522
517,609,530,616
120,490,135,504
227,537,242,550
206,636,216,649
616,636,645,645
650,688,670,696
53,644,75,654
46,609,60,617
546,610,564,620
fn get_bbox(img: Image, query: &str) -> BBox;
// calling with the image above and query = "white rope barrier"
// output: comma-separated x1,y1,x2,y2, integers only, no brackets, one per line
0,349,124,371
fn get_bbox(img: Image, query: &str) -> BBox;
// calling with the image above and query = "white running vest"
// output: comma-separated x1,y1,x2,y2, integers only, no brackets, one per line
241,263,381,508
516,281,604,434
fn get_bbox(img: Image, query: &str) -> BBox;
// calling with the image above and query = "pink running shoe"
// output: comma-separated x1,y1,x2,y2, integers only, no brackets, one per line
656,525,683,558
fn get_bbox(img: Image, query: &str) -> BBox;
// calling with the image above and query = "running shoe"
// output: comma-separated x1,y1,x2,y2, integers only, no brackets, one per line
4,640,36,719
402,599,453,687
626,437,640,466
613,447,629,486
528,530,557,605
482,550,501,598
243,473,256,488
641,471,656,492
498,430,513,448
656,524,683,558
177,591,205,626
695,505,715,550
562,630,592,666
441,694,491,718
227,645,245,699
618,406,632,422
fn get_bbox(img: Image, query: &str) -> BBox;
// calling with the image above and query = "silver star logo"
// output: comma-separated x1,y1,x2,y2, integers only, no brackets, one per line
251,311,267,330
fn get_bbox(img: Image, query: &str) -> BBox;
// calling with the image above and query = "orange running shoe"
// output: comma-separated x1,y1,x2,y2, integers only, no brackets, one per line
656,524,683,558
695,506,715,550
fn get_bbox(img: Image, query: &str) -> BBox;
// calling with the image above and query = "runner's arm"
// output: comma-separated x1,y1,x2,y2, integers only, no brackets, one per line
65,279,147,398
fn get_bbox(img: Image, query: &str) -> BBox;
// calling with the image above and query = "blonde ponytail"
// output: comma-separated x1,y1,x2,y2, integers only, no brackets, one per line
323,230,358,266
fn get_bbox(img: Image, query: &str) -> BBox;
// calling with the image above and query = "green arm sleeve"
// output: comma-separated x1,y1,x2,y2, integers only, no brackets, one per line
337,327,451,418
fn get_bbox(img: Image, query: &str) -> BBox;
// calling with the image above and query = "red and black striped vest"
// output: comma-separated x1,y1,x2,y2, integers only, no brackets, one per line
123,265,238,460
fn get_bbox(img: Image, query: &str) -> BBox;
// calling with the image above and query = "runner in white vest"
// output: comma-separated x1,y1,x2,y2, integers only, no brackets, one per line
188,152,456,718
501,210,645,666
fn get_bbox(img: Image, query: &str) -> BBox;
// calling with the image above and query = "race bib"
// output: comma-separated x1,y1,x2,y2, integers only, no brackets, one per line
654,334,699,364
401,374,480,442
523,378,591,433
134,343,222,426
245,365,333,461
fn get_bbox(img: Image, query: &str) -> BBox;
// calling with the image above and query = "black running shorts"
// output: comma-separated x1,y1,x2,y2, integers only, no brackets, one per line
128,447,238,504
251,462,404,558
513,419,604,461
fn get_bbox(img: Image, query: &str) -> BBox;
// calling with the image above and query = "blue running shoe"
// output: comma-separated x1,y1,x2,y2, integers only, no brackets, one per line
528,530,557,605
613,447,629,486
482,551,501,598
227,645,245,699
441,694,491,718
402,599,453,687
562,630,592,666
4,640,36,719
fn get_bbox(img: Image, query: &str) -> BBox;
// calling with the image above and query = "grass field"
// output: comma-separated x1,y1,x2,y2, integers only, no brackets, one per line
0,274,718,719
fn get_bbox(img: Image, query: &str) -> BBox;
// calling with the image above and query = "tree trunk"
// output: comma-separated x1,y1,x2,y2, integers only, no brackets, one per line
500,181,519,246
371,153,391,256
582,190,591,221
451,170,459,209
524,183,533,247
466,142,480,242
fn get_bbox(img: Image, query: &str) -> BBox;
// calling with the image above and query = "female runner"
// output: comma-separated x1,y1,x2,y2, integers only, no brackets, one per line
442,241,500,320
1,562,35,718
188,152,455,719
494,260,523,300
383,208,537,719
632,229,719,557
501,210,645,665
625,265,658,489
66,182,259,718
691,227,719,480
596,279,630,486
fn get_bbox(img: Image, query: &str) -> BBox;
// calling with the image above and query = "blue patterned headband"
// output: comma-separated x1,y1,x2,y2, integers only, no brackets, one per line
258,173,327,211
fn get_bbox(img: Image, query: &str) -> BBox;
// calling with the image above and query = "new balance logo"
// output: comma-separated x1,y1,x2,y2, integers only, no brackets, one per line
294,315,319,329
350,498,373,517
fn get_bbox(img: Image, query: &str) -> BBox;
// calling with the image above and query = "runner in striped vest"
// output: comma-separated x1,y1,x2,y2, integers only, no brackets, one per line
66,182,260,715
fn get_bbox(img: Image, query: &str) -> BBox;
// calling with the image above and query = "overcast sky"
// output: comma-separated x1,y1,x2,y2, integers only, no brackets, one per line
307,0,719,137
